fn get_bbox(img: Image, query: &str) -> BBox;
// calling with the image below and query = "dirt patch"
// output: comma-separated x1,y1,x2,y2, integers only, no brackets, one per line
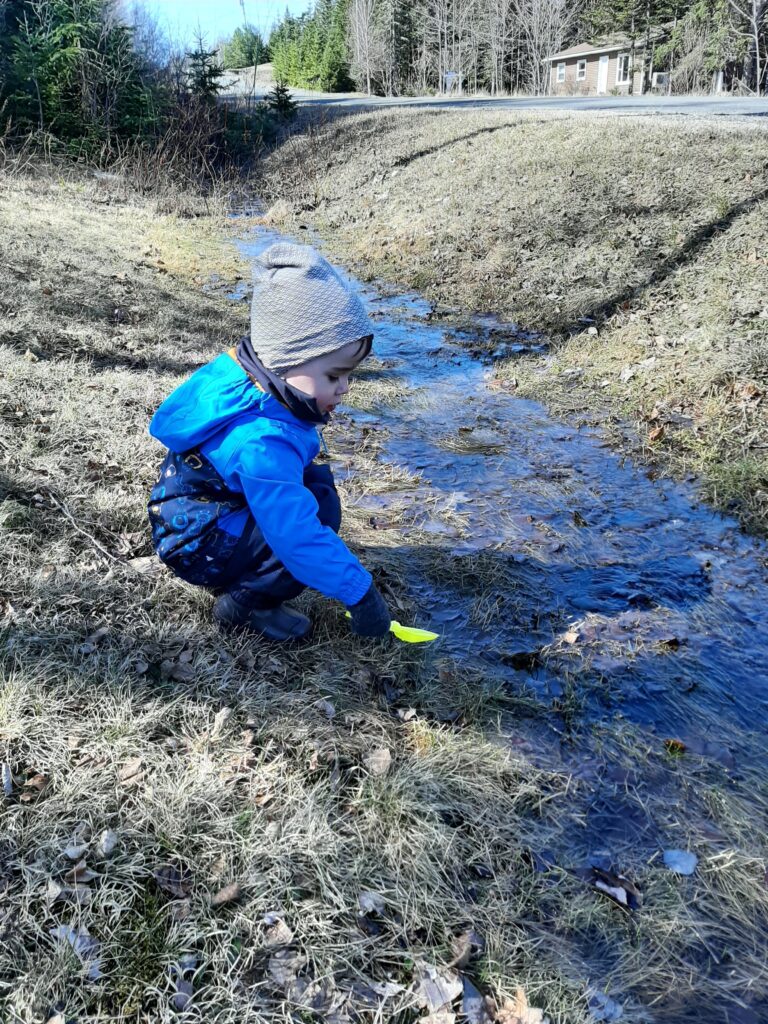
259,108,768,532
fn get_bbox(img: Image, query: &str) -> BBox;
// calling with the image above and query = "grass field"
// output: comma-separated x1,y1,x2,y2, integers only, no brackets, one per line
1,162,767,1023
260,108,768,533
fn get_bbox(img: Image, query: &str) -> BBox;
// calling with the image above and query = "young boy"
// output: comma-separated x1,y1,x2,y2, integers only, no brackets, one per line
147,243,391,642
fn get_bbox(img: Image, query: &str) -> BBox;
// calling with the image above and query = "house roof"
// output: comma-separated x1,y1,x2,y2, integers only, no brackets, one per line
548,40,639,62
548,24,670,63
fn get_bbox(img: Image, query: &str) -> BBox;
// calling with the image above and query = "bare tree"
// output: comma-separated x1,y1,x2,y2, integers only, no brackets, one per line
727,0,767,93
512,0,574,94
349,0,377,92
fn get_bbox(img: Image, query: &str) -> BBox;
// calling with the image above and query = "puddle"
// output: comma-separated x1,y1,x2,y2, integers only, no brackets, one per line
236,230,768,1022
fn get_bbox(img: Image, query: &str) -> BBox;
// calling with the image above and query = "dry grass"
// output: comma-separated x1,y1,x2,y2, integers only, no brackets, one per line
2,168,768,1024
259,108,768,533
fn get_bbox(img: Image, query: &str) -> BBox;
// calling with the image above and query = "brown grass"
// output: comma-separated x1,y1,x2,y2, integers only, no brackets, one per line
259,108,768,533
2,167,767,1024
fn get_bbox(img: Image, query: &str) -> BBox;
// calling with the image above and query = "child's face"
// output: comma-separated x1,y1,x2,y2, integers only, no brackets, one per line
284,340,369,415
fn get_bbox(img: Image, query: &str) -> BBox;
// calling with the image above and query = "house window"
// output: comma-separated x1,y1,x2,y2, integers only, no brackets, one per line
617,53,631,85
576,59,587,81
556,62,566,83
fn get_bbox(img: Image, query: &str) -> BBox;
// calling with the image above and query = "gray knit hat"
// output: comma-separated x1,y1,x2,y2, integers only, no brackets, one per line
250,243,374,376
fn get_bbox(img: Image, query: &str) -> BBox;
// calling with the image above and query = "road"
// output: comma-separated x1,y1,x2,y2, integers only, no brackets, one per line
221,74,768,119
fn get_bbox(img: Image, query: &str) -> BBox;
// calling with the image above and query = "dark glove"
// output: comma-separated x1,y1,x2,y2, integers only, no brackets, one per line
347,582,391,638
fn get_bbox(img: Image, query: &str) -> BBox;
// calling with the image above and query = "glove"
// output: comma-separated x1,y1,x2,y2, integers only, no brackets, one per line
347,582,391,638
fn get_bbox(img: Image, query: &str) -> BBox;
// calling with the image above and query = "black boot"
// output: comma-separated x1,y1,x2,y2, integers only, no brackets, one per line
213,593,312,642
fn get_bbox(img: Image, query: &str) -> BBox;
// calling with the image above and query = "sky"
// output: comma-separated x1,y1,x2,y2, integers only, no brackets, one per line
143,0,311,47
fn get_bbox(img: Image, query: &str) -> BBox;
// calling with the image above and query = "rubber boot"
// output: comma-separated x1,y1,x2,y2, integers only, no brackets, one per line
213,593,311,642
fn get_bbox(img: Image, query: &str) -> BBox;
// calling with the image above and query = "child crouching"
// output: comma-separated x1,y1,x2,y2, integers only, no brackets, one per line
146,243,391,642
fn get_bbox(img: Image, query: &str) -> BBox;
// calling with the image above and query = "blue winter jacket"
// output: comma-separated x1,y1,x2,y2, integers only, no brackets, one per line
148,352,372,607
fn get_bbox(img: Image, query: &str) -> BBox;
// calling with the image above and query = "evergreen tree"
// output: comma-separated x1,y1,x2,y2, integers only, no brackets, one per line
187,42,225,102
221,25,266,69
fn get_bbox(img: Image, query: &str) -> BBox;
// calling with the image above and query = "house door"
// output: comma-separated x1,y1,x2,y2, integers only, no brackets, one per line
597,54,609,93
598,55,610,93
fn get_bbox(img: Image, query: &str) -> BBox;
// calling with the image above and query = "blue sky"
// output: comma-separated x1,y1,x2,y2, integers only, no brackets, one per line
144,0,311,46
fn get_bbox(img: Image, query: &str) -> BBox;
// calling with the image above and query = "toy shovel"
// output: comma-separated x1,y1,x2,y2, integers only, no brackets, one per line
345,612,438,644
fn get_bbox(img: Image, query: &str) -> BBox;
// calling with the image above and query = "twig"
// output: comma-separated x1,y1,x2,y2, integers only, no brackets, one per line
45,492,119,564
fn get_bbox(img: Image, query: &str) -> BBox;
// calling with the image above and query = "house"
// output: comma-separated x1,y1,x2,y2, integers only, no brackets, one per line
547,37,652,96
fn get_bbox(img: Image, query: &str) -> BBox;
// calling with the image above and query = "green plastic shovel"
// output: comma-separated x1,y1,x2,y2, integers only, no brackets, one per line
345,612,439,644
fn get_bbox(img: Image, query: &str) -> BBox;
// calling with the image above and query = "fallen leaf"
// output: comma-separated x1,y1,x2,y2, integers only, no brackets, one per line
20,773,48,802
64,842,89,861
495,986,549,1024
414,963,463,1014
268,949,306,988
358,890,386,915
263,912,294,946
50,924,103,980
210,707,233,740
65,860,99,884
648,425,665,442
587,989,624,1021
118,756,143,785
563,630,580,645
316,699,336,720
154,863,193,899
211,881,242,907
589,867,641,911
172,978,193,1011
364,747,392,776
96,829,118,857
662,849,698,875
462,976,493,1023
449,928,485,969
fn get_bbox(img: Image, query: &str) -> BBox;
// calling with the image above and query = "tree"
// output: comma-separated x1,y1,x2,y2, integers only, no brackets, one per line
186,38,225,102
265,79,298,116
221,25,266,69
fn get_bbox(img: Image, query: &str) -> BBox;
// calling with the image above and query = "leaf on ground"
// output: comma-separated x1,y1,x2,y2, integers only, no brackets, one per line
563,630,580,645
589,867,642,911
449,928,485,969
171,978,193,1011
663,738,686,756
20,773,48,802
50,924,103,981
268,949,306,988
587,990,624,1021
118,756,143,785
495,987,549,1023
211,881,242,907
662,849,698,875
414,963,463,1014
1,763,12,797
210,707,233,740
63,842,90,861
316,698,337,720
154,863,193,899
364,747,392,776
262,912,294,946
358,890,386,915
161,658,195,683
462,976,493,1023
127,555,164,575
65,860,99,884
96,829,119,857
421,1011,456,1024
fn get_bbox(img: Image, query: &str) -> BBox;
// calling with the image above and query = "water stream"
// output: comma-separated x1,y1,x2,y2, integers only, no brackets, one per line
237,229,768,1022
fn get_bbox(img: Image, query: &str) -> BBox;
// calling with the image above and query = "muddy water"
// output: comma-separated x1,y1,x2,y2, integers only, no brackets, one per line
238,231,768,1022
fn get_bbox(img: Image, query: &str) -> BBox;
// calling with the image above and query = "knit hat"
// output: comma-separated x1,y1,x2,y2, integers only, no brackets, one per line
250,243,374,377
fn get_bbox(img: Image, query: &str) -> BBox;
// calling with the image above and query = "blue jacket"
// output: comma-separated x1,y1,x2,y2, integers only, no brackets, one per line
148,352,372,607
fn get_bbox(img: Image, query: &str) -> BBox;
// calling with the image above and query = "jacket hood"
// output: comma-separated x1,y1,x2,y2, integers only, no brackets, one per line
149,351,318,453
